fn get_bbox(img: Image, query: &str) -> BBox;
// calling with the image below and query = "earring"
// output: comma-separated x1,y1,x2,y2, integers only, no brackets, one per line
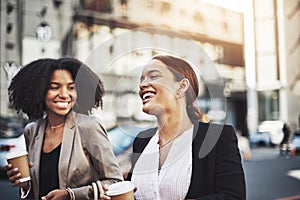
178,91,182,98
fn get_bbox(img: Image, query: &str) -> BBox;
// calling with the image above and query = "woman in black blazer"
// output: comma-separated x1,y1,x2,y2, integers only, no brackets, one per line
127,55,246,200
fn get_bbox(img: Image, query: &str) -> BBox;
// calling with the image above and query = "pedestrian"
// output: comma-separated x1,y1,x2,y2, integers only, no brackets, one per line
280,122,291,157
237,130,252,161
5,57,123,199
127,55,246,199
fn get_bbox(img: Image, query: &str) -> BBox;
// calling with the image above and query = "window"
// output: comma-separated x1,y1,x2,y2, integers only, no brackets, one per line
258,90,280,121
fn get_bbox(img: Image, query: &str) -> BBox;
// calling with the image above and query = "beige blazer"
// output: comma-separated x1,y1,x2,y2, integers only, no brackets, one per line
24,111,123,199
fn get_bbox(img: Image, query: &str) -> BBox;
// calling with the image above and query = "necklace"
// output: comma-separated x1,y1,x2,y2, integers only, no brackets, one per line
158,124,193,148
158,139,174,148
158,137,177,148
49,122,65,129
158,132,184,148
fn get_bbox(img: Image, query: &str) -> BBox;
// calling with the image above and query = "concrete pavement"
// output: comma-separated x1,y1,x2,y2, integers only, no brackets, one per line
247,146,282,162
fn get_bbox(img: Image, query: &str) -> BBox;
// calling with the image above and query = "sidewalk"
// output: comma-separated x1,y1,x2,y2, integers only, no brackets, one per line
246,146,297,162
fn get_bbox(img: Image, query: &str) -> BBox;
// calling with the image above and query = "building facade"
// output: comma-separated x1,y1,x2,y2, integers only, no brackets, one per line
245,0,300,135
2,0,298,136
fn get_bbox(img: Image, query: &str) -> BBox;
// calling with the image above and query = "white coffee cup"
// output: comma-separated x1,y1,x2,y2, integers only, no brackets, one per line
6,151,31,183
106,181,135,200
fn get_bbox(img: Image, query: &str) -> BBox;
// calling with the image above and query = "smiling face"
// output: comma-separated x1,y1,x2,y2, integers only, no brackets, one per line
139,59,182,116
45,69,77,117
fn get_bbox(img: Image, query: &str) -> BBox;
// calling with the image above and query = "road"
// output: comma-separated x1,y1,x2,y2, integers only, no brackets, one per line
0,178,19,200
244,147,300,200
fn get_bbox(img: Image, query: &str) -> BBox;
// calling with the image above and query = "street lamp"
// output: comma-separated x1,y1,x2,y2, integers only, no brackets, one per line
3,61,20,83
36,22,52,41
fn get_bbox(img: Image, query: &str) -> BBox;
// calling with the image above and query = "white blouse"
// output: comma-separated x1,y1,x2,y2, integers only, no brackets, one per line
132,127,193,200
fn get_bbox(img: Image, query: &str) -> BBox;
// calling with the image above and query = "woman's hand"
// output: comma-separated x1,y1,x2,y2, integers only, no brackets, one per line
99,184,137,199
100,184,111,200
5,162,33,189
41,189,70,200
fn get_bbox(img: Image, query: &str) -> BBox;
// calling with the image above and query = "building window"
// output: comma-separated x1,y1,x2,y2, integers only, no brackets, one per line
80,0,112,13
160,2,171,15
258,90,280,121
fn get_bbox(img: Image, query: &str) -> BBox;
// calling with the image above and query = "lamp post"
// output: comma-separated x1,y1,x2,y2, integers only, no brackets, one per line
36,21,52,41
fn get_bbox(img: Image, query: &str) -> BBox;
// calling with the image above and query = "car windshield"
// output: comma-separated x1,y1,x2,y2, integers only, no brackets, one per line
0,116,27,138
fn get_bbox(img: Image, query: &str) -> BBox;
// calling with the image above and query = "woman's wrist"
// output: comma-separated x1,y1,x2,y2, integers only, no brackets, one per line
65,188,75,200
21,180,31,191
64,189,70,200
20,181,31,199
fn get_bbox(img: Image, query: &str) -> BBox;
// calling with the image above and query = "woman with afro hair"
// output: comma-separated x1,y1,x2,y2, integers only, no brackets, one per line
5,57,123,200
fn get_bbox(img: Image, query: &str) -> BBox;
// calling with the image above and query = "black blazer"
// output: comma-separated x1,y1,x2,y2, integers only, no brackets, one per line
127,122,246,200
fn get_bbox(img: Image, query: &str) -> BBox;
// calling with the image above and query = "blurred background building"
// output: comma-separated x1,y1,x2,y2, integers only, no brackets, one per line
1,0,299,139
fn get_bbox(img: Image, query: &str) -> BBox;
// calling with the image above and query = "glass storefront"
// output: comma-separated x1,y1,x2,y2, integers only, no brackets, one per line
258,90,280,121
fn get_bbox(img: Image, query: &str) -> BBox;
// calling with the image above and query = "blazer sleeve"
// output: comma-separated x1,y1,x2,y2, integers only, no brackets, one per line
22,120,46,200
85,117,123,183
21,123,35,199
197,124,246,200
72,116,124,199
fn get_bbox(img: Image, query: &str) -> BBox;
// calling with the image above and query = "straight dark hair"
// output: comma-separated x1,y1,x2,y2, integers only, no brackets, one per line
152,55,202,121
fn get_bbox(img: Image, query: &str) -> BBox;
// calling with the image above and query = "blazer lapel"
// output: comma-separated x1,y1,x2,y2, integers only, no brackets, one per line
58,111,76,188
186,122,217,198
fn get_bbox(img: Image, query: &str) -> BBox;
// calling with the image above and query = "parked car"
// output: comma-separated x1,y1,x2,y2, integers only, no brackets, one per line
291,128,300,153
0,116,27,178
107,122,153,155
258,121,284,146
249,131,271,147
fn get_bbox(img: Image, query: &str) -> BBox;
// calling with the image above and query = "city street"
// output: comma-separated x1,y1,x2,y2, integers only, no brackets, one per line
244,147,300,200
0,146,299,200
1,0,299,199
0,180,19,200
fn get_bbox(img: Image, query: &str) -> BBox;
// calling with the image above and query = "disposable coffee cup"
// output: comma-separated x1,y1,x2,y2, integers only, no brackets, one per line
6,151,31,183
106,181,135,200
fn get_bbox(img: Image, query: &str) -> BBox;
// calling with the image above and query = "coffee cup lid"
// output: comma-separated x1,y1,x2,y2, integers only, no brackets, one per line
5,151,28,160
106,181,135,196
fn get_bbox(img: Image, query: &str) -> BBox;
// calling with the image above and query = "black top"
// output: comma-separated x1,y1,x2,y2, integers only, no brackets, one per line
39,144,61,199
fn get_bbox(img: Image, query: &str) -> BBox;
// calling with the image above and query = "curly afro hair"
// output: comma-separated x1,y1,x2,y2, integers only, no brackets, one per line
8,57,105,120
